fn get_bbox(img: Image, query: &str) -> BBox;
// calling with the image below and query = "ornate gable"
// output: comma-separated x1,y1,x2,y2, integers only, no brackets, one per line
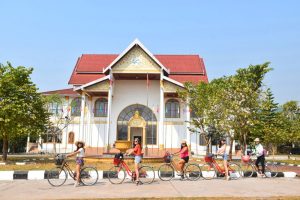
111,46,161,74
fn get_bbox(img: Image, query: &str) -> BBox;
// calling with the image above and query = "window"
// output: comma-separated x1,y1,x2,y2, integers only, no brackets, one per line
199,134,206,146
94,98,108,117
190,109,197,118
165,99,180,118
68,132,74,144
71,97,81,116
48,102,62,115
43,127,62,143
117,104,157,144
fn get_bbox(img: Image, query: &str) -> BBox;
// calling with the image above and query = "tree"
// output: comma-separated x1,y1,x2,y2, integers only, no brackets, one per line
256,88,281,156
0,62,49,161
280,101,300,144
180,62,272,156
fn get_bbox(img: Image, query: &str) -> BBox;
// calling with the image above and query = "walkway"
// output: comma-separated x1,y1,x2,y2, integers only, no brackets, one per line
0,178,299,199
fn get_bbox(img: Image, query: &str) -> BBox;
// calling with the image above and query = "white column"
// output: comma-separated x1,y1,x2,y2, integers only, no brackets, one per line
86,96,92,146
159,73,165,150
79,93,86,141
106,72,114,152
185,100,191,156
186,100,191,145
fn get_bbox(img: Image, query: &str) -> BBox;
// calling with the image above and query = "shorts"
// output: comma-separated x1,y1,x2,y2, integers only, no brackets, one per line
222,154,228,161
134,155,142,164
76,157,84,166
181,156,189,163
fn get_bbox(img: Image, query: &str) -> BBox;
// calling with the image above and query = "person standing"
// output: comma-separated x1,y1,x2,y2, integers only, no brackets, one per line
126,138,143,185
254,138,265,177
66,141,85,187
217,138,229,181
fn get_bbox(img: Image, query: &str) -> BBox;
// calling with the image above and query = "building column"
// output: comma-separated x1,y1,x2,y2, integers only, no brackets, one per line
159,73,165,150
106,73,114,152
86,96,92,147
185,100,191,155
79,93,86,141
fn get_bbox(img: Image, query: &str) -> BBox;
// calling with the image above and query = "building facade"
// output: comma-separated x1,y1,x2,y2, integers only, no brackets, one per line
42,39,210,156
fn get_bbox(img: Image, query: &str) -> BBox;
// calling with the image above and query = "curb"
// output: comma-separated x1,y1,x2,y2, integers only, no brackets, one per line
0,170,297,181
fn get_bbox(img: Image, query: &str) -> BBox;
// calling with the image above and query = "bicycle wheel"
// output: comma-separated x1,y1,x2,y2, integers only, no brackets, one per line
228,162,242,180
108,166,126,184
184,163,201,181
158,163,175,181
47,167,68,187
264,163,278,178
138,165,155,184
240,163,255,178
80,166,99,186
200,163,216,180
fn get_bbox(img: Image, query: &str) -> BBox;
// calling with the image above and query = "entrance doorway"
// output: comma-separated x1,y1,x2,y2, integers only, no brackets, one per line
131,127,143,146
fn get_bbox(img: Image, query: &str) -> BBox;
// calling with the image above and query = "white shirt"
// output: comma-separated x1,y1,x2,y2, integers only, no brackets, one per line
76,148,85,158
255,144,264,157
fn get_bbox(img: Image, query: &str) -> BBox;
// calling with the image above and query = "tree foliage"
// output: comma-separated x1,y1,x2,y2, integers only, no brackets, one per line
0,62,49,161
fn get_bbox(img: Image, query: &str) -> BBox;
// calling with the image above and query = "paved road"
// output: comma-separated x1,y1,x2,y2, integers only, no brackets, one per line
0,178,300,200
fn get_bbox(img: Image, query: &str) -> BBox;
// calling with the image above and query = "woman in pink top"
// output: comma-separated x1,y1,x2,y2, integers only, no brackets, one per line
175,140,189,177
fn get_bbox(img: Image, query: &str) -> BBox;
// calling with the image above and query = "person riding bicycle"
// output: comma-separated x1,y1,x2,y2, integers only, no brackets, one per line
66,140,85,187
253,138,265,177
217,138,229,181
126,138,143,185
174,140,189,177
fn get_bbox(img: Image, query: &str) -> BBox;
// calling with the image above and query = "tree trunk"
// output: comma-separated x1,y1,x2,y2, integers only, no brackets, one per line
2,135,8,161
52,135,56,154
229,137,234,160
243,133,247,155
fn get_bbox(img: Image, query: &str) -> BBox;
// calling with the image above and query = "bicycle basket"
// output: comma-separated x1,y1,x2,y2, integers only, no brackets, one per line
55,154,65,165
113,153,123,166
163,152,172,163
204,153,214,163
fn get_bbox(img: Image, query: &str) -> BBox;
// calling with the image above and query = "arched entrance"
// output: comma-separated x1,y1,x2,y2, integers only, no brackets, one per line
117,104,157,146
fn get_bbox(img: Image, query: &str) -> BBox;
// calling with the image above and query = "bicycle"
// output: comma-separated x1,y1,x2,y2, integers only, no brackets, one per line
240,155,278,178
107,153,155,184
158,152,201,181
200,154,242,180
47,154,99,187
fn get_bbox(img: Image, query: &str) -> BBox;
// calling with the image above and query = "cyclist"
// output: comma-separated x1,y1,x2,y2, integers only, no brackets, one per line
66,140,85,187
253,138,265,177
175,140,189,177
217,138,229,181
126,138,143,185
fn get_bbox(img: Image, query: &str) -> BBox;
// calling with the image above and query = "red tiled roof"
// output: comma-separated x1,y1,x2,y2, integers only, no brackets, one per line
42,88,78,95
68,54,208,85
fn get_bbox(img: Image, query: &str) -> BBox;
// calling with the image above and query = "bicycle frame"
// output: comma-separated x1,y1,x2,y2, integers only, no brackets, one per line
60,161,76,180
117,159,135,178
242,157,263,172
206,157,233,175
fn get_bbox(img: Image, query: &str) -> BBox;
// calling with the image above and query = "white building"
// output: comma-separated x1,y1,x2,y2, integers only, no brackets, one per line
42,39,209,156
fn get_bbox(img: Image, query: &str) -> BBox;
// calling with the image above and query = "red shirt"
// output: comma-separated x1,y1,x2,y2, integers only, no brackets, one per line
133,144,142,156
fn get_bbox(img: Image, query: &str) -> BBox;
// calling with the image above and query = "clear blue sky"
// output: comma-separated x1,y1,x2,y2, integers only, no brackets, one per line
1,1,299,104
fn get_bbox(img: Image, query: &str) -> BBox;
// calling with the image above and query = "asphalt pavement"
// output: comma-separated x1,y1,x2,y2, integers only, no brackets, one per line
0,178,300,199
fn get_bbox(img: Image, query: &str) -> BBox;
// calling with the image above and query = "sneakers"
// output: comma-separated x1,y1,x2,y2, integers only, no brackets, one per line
226,176,230,181
135,180,143,186
74,182,79,187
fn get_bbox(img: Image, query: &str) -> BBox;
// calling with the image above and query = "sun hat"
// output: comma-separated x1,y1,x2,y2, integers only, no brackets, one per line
254,138,260,142
181,139,187,144
75,140,85,147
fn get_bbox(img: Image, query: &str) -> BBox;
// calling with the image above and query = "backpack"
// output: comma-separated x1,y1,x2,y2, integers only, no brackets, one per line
263,149,268,156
